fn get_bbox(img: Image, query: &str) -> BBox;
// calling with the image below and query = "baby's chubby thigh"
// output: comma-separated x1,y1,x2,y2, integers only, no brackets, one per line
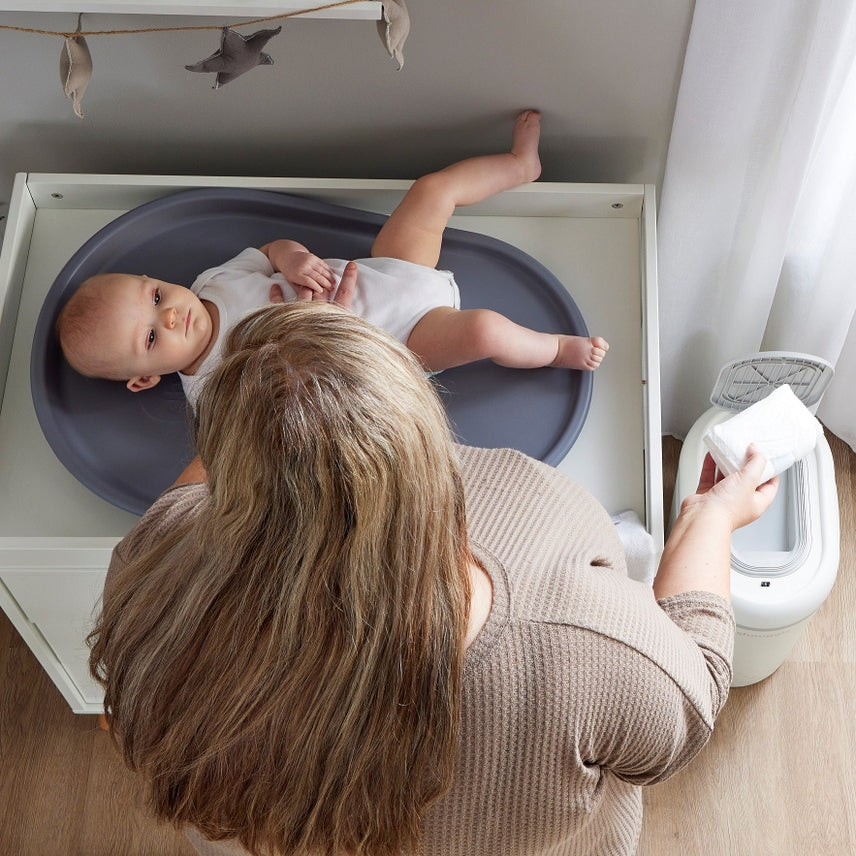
405,306,478,372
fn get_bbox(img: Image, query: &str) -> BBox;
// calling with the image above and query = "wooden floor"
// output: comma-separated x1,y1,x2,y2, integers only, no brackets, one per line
1,433,854,855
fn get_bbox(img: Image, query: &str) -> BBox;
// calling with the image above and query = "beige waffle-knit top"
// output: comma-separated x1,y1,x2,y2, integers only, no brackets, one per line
109,445,735,856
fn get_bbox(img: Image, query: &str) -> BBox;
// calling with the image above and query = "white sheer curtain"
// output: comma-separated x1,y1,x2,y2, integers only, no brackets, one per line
657,0,856,451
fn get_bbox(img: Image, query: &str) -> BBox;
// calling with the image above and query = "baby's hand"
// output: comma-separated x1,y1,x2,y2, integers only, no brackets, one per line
269,283,285,303
278,250,336,294
293,261,358,309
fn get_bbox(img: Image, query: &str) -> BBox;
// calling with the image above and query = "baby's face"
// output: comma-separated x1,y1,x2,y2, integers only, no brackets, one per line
99,275,213,389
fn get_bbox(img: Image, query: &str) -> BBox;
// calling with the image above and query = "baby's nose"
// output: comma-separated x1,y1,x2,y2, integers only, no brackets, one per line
161,306,178,329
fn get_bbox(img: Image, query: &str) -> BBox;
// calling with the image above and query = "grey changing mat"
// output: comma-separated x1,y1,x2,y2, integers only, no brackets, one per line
31,188,593,515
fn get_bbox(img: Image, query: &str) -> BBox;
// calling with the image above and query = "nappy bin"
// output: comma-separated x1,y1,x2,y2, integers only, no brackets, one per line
672,353,840,686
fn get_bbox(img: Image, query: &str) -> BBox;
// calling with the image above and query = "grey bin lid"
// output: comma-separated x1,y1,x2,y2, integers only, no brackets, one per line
710,351,834,412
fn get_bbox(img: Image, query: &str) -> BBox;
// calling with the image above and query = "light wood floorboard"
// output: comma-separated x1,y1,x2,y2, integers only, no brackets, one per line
1,433,853,854
0,589,194,854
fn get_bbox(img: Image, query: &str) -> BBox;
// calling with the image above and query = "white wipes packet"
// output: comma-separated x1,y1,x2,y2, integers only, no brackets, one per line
702,384,823,483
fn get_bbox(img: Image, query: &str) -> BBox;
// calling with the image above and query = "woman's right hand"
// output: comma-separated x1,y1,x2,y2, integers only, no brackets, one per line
654,444,780,601
681,444,779,532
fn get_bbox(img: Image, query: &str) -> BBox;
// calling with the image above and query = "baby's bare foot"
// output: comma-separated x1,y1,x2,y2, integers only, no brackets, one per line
511,110,542,183
551,335,609,370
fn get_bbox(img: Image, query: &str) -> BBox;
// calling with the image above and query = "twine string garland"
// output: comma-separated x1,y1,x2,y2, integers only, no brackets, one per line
0,1,367,37
1,0,409,116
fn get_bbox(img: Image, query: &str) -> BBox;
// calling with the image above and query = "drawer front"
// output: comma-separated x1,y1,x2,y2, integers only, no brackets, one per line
2,569,106,704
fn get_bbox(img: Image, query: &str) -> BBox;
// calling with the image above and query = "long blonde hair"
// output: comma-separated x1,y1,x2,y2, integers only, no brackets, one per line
89,302,471,855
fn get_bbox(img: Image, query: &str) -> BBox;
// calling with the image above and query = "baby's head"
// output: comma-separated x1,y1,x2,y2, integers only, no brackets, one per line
58,273,130,381
57,272,213,391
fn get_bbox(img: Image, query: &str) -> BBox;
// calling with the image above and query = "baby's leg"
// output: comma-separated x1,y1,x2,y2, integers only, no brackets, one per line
372,110,542,268
407,307,609,373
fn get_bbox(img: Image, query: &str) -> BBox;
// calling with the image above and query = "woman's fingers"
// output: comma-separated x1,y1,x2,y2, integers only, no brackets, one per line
333,262,358,310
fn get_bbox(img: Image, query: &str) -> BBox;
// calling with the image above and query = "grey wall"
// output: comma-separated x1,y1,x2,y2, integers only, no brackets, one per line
0,1,694,222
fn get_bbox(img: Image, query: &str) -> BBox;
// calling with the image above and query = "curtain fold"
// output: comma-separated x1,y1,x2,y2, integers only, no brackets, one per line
657,0,856,450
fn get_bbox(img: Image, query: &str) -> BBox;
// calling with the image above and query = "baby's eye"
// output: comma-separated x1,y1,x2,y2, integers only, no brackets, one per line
153,289,161,306
147,329,156,349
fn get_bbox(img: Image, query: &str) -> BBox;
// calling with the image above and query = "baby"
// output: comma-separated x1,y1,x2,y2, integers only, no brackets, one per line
58,111,608,407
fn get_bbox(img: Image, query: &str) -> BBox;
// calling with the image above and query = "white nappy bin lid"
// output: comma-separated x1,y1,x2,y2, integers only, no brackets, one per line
709,351,834,413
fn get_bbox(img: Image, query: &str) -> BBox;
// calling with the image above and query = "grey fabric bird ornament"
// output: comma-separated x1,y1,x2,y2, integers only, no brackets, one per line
186,26,282,88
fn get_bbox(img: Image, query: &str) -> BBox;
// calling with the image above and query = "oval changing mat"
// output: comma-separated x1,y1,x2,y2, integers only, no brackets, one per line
31,188,593,515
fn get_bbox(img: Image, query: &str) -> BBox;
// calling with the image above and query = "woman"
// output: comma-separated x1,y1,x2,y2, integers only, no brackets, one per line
89,302,777,856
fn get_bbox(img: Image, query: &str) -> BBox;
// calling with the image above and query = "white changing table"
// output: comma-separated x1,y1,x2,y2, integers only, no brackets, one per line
0,174,661,713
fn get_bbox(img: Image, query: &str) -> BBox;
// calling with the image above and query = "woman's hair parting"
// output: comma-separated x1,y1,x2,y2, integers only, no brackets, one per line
88,302,471,856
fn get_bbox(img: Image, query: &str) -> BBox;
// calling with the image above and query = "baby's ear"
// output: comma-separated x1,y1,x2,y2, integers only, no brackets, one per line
126,374,161,392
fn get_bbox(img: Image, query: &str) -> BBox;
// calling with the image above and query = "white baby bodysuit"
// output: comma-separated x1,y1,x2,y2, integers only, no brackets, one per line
179,248,460,408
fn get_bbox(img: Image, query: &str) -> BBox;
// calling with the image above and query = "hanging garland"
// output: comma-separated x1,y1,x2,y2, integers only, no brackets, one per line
0,1,409,118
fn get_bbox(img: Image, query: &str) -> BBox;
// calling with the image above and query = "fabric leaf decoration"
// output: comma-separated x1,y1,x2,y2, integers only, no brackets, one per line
60,34,92,118
377,0,410,70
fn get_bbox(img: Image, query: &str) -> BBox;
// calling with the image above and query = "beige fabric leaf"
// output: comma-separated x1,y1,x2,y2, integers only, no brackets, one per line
60,35,92,118
377,0,410,70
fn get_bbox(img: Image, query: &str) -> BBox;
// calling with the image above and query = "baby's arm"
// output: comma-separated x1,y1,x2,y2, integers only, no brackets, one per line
260,240,336,295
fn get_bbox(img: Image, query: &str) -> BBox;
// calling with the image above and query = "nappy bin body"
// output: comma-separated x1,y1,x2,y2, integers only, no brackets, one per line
672,353,840,686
